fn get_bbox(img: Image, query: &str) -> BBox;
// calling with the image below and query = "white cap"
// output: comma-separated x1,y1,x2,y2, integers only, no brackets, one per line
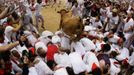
35,42,47,53
52,36,61,44
42,30,53,37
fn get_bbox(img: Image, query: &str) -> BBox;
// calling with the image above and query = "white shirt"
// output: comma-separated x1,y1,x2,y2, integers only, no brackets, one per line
60,36,70,50
95,40,106,52
109,34,120,43
24,31,38,46
54,67,68,75
4,26,14,42
69,52,87,74
0,36,9,46
129,52,134,66
54,53,71,67
108,13,119,25
91,18,103,28
28,67,38,75
80,37,96,52
71,5,81,16
83,51,100,72
25,3,33,18
38,36,51,46
33,3,42,16
71,41,86,56
116,47,129,61
124,18,134,33
11,60,23,74
109,58,121,75
34,57,53,75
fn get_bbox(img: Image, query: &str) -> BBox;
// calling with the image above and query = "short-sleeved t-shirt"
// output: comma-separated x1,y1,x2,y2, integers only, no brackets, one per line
4,26,14,42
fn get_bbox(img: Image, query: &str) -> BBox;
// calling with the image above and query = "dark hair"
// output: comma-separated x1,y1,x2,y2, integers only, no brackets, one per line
11,11,19,20
0,26,5,36
66,67,75,75
37,0,42,4
103,64,109,74
110,51,118,58
28,50,36,62
102,44,111,52
118,32,124,38
11,50,20,58
92,67,102,75
22,50,29,57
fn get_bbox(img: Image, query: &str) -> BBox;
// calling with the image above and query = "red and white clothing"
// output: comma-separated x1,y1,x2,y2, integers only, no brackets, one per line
83,51,100,72
109,58,121,75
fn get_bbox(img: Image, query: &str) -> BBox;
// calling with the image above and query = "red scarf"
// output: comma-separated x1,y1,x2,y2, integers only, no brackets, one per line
126,17,131,22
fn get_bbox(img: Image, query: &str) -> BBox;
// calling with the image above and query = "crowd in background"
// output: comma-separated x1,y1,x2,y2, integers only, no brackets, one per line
0,0,134,75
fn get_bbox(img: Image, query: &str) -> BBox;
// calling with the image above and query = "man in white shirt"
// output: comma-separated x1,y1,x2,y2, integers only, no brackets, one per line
69,52,87,74
106,8,119,31
71,41,86,56
24,30,38,46
83,51,101,74
4,25,21,42
32,0,45,29
71,2,82,17
54,65,69,75
34,47,53,75
54,47,71,68
80,37,96,52
123,11,134,40
55,31,71,52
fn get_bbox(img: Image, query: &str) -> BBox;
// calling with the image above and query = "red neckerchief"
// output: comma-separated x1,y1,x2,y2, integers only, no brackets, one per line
126,17,131,22
92,63,98,71
11,59,18,65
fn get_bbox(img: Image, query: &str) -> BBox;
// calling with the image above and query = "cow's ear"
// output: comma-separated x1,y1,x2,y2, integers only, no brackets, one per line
57,11,61,13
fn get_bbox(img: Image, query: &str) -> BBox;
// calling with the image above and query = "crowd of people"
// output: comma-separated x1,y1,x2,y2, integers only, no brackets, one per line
0,0,134,75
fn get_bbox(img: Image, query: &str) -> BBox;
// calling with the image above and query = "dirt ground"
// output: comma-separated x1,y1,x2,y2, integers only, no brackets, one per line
35,0,66,33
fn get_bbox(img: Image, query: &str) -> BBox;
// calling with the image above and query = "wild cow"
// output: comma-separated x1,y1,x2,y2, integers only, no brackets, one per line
58,9,84,41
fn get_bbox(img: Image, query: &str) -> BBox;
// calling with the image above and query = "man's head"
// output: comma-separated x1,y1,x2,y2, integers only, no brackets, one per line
11,50,21,60
37,47,46,57
112,8,118,17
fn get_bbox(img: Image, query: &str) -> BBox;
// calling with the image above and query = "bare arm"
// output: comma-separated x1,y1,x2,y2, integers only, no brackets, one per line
0,41,19,52
0,7,9,19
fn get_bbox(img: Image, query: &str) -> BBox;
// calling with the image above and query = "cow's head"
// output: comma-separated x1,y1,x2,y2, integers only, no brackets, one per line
57,9,69,16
